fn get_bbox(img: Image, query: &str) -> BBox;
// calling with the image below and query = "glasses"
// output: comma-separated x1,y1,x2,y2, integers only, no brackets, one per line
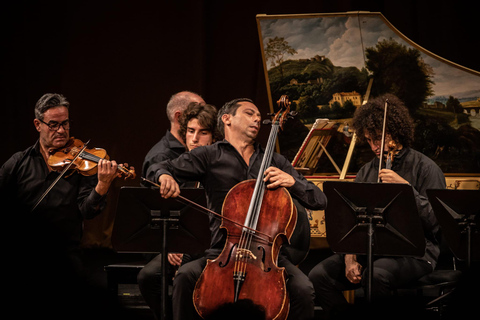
39,119,71,131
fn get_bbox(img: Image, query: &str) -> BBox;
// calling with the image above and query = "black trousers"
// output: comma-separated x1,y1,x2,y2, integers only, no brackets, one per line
137,253,200,319
307,253,433,318
171,249,315,320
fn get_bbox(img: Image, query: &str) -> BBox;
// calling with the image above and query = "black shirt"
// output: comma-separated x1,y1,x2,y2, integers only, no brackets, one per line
355,147,446,268
142,130,185,182
0,141,106,252
155,140,327,248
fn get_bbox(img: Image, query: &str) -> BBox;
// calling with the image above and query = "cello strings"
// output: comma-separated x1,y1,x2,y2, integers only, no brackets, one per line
236,118,281,278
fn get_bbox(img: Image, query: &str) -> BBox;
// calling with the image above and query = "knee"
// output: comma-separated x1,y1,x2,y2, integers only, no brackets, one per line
287,271,315,308
308,262,331,287
137,264,160,288
369,268,394,295
292,277,315,301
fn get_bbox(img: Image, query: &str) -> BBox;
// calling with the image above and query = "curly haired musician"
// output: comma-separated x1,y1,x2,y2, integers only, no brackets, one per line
308,94,446,318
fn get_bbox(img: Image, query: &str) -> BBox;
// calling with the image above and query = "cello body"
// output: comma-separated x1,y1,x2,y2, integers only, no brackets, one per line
193,179,297,320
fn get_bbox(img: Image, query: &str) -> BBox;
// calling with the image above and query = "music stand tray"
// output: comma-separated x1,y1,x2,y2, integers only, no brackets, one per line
112,186,211,254
427,189,479,267
323,181,425,301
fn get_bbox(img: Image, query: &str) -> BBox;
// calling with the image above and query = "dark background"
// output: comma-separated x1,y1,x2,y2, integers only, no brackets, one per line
2,0,479,248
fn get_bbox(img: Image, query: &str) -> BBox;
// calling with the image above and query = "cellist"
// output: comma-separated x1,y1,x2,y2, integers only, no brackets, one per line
155,98,327,320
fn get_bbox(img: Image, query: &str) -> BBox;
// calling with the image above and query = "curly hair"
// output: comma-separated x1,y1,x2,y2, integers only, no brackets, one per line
352,94,415,148
178,102,220,144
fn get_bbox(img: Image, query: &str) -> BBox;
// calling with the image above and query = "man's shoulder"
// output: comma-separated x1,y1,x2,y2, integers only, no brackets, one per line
1,144,36,173
145,133,184,160
407,148,440,167
144,136,170,158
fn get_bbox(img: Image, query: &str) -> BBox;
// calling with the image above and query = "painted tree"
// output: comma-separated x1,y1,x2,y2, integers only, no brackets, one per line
264,36,297,79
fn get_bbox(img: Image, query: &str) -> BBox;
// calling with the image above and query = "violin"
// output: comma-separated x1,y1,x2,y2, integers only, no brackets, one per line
47,137,136,179
385,140,402,170
193,96,296,320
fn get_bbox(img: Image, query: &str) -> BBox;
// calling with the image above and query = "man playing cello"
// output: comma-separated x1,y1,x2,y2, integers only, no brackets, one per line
153,98,327,320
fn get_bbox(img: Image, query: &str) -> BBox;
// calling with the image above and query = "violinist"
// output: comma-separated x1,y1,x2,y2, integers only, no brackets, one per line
138,101,218,320
155,98,327,320
308,94,446,318
0,93,123,316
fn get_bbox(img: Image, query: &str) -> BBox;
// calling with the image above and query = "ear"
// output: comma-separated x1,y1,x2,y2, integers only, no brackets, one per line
33,119,41,132
221,113,231,126
173,110,182,122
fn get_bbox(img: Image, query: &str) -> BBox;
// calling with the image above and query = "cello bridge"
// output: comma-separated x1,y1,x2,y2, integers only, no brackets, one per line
236,248,257,260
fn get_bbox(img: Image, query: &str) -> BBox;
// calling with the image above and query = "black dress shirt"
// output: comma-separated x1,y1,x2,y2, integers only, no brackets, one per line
0,141,106,252
154,140,327,249
355,147,446,269
142,130,185,182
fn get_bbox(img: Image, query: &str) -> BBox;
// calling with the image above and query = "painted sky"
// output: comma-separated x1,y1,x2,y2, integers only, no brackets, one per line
259,14,480,98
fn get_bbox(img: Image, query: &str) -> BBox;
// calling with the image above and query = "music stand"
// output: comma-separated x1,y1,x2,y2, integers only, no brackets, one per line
323,181,425,302
427,189,479,268
112,186,211,320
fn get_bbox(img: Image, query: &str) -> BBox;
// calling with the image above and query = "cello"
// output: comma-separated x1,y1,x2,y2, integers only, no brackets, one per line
193,96,297,320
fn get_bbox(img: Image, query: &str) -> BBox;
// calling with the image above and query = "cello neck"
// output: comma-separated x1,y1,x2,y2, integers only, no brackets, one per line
243,95,291,231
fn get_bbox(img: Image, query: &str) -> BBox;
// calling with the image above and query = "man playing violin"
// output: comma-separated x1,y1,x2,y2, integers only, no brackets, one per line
308,94,446,318
0,93,122,316
139,101,218,320
154,98,327,320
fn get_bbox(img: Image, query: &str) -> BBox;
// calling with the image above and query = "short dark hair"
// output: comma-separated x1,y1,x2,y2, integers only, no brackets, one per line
217,98,253,137
352,94,415,148
178,102,220,143
34,93,70,120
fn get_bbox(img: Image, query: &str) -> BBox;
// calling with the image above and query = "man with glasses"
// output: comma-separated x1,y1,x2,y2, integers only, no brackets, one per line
0,93,122,317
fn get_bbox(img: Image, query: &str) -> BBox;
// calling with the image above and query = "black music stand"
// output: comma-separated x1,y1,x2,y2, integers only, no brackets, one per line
323,181,425,302
112,186,211,320
427,189,479,268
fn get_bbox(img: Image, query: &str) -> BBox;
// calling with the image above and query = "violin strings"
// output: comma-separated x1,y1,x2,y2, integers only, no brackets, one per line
80,150,130,175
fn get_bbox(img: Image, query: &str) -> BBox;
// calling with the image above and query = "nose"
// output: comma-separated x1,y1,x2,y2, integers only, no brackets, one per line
192,131,199,142
56,125,66,133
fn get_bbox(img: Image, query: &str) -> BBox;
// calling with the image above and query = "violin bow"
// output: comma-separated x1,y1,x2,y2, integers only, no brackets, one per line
378,100,389,183
31,140,90,212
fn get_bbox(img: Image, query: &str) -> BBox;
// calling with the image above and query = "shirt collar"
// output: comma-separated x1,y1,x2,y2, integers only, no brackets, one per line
165,130,186,150
31,140,42,156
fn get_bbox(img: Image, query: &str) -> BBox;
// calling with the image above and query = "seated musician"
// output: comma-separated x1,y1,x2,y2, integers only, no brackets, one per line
154,98,327,320
142,91,206,182
0,93,123,316
139,101,219,319
308,94,446,318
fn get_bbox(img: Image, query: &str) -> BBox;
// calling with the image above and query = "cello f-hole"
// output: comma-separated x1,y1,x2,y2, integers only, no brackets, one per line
257,245,271,272
219,243,237,268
